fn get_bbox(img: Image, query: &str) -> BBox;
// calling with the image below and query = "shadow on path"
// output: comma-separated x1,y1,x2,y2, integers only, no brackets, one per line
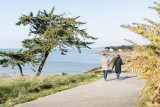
106,78,117,81
119,75,137,80
106,72,138,81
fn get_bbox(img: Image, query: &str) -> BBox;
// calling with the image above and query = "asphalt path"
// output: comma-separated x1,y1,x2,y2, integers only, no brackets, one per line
15,72,144,107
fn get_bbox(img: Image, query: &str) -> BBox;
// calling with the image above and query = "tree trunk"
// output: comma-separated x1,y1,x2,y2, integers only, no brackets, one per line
17,63,24,76
36,51,49,76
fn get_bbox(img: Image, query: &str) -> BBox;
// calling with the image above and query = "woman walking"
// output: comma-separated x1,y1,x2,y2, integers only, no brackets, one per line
101,54,110,81
112,54,123,79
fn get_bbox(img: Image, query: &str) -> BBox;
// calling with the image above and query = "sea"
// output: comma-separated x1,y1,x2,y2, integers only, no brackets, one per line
0,48,109,76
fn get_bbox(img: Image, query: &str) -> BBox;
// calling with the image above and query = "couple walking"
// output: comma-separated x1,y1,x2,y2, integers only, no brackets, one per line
101,54,123,81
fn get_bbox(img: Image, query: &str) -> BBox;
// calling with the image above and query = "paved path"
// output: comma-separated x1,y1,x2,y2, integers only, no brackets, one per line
15,72,144,107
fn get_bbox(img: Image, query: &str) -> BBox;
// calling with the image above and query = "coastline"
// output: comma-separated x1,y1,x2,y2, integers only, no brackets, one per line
0,49,101,76
92,50,135,58
0,50,133,78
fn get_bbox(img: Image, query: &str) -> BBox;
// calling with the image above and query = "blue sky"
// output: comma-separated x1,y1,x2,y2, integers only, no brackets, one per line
0,0,158,48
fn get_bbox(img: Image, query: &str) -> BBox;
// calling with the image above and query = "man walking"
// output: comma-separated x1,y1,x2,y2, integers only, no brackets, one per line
101,54,110,81
112,54,123,79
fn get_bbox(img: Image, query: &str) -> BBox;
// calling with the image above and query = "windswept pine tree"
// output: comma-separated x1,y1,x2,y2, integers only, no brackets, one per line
16,7,97,76
0,50,38,76
121,1,160,106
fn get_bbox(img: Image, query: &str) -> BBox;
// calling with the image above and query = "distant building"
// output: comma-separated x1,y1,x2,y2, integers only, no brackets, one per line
118,49,122,51
109,48,114,51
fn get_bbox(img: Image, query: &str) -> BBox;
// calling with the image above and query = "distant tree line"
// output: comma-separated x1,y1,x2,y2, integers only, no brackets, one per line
105,45,133,51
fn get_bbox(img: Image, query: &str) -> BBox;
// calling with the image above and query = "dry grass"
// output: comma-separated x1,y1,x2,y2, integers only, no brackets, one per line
0,73,103,107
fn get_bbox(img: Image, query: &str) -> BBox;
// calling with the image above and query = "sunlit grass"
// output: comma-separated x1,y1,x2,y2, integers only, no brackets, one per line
0,73,103,107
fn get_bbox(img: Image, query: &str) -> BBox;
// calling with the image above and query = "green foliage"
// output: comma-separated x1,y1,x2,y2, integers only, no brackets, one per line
16,7,97,76
137,93,151,107
0,73,102,106
16,7,97,53
105,45,133,51
0,49,39,75
121,1,160,106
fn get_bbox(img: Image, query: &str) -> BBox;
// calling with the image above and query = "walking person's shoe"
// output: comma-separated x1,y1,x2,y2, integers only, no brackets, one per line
118,76,120,80
116,77,120,80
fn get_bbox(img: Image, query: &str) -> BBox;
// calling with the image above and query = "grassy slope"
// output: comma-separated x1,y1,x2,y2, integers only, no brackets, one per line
0,73,103,107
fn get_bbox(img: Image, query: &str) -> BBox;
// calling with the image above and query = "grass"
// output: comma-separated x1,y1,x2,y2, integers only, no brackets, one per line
0,72,103,107
137,93,151,107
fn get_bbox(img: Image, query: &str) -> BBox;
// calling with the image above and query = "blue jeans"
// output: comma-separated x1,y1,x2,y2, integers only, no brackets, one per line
103,70,108,80
116,73,120,78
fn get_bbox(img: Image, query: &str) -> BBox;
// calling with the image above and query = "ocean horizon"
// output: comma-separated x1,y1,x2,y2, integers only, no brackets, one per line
0,48,110,76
